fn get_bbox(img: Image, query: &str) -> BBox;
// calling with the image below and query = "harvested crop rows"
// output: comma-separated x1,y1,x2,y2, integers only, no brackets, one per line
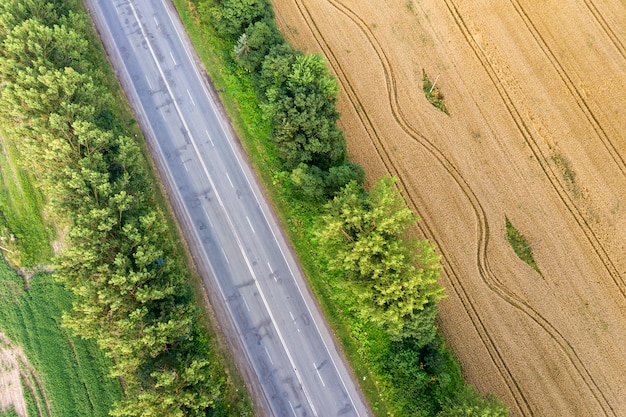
271,0,626,415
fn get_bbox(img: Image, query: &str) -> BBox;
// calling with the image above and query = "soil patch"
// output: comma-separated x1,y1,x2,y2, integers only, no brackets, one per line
0,333,51,417
271,0,626,415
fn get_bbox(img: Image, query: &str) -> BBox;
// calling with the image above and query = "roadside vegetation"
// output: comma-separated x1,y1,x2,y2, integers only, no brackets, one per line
0,257,122,416
175,0,507,415
0,0,250,416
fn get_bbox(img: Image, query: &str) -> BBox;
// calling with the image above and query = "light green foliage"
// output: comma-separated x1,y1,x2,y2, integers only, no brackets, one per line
317,177,445,343
112,358,219,417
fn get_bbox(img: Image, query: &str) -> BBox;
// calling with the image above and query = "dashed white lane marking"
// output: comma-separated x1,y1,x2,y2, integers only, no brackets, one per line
169,50,177,66
225,172,234,188
242,295,251,312
145,75,152,89
264,346,274,365
153,16,159,25
246,216,255,234
221,247,229,264
201,206,213,228
314,363,326,387
289,401,297,417
187,88,195,106
205,129,214,146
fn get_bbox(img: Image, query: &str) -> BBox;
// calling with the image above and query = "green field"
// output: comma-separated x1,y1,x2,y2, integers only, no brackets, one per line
0,258,122,417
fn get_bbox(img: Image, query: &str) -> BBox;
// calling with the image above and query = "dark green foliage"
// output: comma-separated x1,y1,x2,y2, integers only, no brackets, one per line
209,0,274,39
325,163,365,194
262,52,345,170
233,20,283,72
291,162,365,201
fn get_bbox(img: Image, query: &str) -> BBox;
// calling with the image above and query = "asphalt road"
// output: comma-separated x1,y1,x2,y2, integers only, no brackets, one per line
86,0,371,416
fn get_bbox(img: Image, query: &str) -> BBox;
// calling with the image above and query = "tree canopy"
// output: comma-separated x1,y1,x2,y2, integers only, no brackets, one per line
0,1,225,414
317,177,445,344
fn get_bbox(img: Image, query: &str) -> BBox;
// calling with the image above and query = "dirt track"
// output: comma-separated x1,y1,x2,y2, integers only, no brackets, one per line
270,1,626,415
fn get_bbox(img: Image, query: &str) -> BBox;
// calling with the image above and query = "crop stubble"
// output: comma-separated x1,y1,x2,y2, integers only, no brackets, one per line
271,0,626,415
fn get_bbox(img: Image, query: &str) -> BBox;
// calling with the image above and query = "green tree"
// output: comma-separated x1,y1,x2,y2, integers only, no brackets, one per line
209,0,275,39
0,2,223,414
317,177,445,343
233,19,283,72
262,53,345,170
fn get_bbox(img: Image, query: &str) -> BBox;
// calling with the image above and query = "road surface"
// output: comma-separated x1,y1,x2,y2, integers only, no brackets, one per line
85,0,371,416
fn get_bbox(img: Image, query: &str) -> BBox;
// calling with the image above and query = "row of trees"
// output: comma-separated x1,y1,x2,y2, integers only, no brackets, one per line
206,0,444,353
201,0,508,415
209,0,363,201
0,1,224,415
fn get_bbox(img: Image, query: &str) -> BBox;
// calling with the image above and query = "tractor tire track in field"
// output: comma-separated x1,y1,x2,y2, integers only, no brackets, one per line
443,1,619,414
503,0,626,296
509,0,626,177
508,0,626,180
290,0,533,414
581,0,626,62
444,1,626,299
289,0,618,415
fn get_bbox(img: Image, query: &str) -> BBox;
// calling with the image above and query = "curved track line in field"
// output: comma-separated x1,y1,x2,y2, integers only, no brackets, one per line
446,0,626,298
341,0,616,414
507,0,626,179
290,0,533,414
445,1,626,300
443,1,620,414
289,0,619,415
